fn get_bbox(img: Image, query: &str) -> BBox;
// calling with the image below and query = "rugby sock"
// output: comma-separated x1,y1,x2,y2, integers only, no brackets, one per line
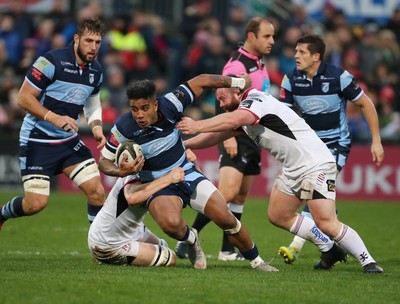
290,214,334,252
87,203,102,224
0,196,25,222
239,243,264,267
288,210,312,251
334,223,376,266
192,212,211,233
221,202,243,252
184,226,197,245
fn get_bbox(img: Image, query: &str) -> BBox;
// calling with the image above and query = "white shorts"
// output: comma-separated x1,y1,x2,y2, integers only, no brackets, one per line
88,223,151,265
273,162,337,201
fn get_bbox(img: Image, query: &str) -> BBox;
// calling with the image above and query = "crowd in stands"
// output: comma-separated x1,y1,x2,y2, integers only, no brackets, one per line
0,0,399,143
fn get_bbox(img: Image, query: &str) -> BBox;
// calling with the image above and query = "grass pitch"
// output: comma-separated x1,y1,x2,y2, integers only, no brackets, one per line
0,192,399,304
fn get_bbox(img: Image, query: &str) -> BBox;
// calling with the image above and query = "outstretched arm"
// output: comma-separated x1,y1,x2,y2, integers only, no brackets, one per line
354,93,384,166
186,73,251,98
177,110,256,134
184,131,238,150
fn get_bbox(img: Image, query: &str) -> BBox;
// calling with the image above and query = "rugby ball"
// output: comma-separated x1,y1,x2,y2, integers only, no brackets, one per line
115,140,143,166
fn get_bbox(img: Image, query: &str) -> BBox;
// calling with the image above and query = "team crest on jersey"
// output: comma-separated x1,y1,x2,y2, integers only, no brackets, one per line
327,179,335,192
89,73,94,84
322,82,330,93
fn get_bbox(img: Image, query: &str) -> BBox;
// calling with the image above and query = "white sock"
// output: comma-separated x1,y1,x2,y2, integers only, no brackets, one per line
290,215,334,252
228,202,244,214
334,223,376,266
186,229,196,245
289,211,313,251
250,256,264,268
289,235,307,251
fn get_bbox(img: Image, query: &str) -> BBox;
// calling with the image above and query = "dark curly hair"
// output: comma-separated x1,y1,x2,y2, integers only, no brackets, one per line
126,79,156,100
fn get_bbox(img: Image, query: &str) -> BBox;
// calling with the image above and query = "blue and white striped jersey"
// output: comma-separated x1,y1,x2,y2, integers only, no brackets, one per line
20,43,103,144
279,61,363,148
102,83,197,182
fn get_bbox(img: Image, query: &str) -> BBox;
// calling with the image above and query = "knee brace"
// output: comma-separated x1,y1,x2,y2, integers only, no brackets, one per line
150,245,175,267
22,174,50,195
224,218,242,235
69,158,100,186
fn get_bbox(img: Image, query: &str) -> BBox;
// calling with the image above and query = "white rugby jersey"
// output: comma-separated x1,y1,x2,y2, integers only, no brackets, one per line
88,175,148,246
237,89,335,179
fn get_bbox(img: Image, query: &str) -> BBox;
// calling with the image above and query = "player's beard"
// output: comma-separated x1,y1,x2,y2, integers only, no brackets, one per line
76,44,95,64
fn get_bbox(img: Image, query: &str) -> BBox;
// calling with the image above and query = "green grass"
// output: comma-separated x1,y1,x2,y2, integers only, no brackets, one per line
0,192,399,304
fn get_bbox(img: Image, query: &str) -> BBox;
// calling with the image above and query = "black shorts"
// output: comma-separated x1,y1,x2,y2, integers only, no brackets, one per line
19,136,94,177
218,134,261,176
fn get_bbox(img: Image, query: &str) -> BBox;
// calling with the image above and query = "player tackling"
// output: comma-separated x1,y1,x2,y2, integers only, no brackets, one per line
88,167,185,267
177,82,383,273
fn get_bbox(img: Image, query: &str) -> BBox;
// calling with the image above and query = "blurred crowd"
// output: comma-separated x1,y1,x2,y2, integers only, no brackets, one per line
0,0,399,143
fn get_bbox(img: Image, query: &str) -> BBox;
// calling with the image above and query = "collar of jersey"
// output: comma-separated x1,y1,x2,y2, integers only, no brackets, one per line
238,47,259,61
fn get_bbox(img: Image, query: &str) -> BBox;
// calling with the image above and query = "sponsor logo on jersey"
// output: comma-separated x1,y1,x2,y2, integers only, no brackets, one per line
320,75,335,80
61,61,74,66
240,99,253,108
65,87,88,102
174,89,185,99
27,166,43,170
295,82,310,87
322,82,330,93
350,79,360,90
248,97,263,103
31,67,43,81
279,87,286,99
35,58,50,70
63,68,78,74
109,133,120,147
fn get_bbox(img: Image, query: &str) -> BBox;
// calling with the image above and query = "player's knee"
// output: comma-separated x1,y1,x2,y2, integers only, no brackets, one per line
158,217,183,237
219,188,238,203
224,218,242,235
86,183,105,206
150,246,176,267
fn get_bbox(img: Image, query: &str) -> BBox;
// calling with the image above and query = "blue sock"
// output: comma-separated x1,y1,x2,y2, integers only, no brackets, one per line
87,203,102,224
240,243,259,260
0,196,25,222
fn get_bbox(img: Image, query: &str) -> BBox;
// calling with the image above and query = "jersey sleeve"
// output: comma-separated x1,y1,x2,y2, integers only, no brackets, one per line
25,54,54,91
101,120,130,161
161,83,197,122
222,59,246,77
237,91,267,124
340,70,363,102
279,74,295,107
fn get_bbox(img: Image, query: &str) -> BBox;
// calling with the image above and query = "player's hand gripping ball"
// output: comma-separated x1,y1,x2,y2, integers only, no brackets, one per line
115,140,143,166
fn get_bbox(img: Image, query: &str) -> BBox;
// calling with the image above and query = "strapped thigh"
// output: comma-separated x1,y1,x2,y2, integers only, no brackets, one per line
69,158,100,186
22,174,50,195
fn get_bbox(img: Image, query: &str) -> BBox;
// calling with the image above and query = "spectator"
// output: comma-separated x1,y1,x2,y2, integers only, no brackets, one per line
0,14,23,66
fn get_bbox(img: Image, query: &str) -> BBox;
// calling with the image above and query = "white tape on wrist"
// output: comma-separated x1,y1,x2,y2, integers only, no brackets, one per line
230,77,246,90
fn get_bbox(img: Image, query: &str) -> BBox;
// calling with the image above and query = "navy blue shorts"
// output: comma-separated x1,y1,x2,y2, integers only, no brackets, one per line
145,170,207,207
19,136,94,177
